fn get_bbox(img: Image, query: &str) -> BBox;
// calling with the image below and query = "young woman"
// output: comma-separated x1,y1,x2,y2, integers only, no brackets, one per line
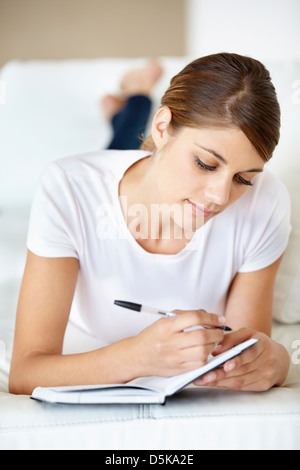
9,53,291,395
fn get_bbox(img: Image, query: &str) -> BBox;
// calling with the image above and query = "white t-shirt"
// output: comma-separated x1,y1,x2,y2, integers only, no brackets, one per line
27,150,291,346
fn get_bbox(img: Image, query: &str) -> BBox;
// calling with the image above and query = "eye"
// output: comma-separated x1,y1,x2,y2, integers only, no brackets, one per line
194,156,216,172
194,155,255,186
234,174,254,186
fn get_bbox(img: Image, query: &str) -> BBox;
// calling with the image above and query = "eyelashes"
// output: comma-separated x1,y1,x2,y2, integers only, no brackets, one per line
194,156,254,187
234,175,254,187
194,156,216,172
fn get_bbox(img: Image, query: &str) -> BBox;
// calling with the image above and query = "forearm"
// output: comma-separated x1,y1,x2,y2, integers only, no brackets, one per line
9,337,141,396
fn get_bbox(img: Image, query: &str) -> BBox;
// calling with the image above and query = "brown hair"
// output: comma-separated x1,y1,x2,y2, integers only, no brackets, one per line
142,53,281,162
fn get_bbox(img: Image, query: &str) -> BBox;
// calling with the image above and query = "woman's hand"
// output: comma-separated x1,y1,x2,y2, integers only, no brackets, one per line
131,309,226,378
194,328,291,391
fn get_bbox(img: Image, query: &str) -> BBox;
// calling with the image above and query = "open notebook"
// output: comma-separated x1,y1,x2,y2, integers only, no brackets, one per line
31,339,257,405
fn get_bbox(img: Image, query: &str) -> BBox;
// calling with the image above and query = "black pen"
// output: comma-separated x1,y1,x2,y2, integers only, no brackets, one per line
114,300,232,331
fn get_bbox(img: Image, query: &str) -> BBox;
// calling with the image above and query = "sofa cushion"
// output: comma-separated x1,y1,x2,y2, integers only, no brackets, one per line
273,174,300,323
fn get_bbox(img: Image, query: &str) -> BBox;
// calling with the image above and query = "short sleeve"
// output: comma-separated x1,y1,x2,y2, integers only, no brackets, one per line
27,162,83,258
238,172,292,273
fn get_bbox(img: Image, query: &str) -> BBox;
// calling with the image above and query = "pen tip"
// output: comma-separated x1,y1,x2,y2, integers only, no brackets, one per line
223,326,232,332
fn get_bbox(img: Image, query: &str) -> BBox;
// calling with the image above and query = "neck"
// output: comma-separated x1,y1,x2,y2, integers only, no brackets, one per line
118,155,195,251
119,155,161,236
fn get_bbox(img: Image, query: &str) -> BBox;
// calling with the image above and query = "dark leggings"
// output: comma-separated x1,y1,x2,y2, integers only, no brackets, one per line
107,95,152,151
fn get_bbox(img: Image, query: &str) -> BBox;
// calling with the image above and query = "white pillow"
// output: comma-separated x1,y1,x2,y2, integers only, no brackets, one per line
272,172,300,324
265,61,300,323
267,60,300,176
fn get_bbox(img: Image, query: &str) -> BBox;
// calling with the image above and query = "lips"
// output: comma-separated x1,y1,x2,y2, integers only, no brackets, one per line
185,199,216,218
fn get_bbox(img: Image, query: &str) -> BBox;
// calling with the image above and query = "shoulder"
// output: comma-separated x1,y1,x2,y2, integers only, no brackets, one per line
54,149,150,173
254,167,290,204
236,167,291,222
48,149,146,177
235,167,292,272
37,149,150,192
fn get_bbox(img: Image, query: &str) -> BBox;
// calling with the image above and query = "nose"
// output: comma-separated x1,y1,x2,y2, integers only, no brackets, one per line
204,176,231,207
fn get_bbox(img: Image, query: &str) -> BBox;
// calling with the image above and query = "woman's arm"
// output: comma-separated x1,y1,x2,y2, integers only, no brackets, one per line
225,256,283,334
10,251,225,395
9,251,141,394
194,257,291,391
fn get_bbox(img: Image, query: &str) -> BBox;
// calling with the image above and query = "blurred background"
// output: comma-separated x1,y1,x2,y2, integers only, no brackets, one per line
0,0,299,64
0,0,186,66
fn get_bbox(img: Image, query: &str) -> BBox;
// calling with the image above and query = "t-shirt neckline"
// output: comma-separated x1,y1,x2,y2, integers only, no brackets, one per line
112,152,209,261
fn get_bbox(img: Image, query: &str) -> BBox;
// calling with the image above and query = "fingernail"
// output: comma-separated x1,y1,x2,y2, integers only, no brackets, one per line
218,316,226,324
195,379,205,386
226,362,236,372
205,373,217,383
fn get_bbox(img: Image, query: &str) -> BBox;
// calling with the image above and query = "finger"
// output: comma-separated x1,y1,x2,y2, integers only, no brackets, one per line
172,309,227,331
195,353,261,386
180,344,214,365
194,369,224,386
212,327,256,355
195,340,262,385
169,329,223,358
196,368,270,392
181,328,225,348
195,340,271,387
222,340,264,374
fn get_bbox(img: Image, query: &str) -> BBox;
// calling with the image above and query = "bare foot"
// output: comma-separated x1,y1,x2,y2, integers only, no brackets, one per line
120,61,164,97
101,94,126,121
101,61,163,120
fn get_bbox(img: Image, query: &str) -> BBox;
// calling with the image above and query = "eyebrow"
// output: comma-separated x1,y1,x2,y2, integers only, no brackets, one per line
195,144,264,173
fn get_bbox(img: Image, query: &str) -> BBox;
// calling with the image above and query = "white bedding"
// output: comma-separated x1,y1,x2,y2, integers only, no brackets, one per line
0,57,299,450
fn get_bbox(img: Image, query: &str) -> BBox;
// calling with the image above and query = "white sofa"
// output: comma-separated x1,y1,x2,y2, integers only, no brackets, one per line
0,57,299,450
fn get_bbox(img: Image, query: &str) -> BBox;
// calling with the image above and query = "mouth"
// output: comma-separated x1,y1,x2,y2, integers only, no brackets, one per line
185,199,217,218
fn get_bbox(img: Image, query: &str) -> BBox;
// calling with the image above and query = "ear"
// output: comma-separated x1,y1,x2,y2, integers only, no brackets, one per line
151,106,173,148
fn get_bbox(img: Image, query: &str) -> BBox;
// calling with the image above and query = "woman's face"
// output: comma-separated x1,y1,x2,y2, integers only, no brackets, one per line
151,118,265,235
